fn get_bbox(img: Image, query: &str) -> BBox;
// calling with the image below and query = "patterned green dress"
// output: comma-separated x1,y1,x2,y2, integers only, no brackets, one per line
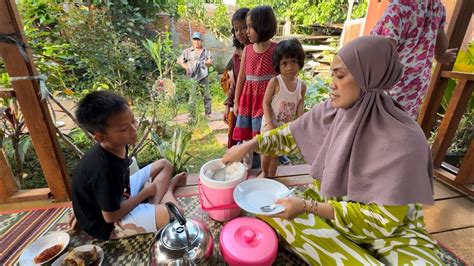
256,124,443,265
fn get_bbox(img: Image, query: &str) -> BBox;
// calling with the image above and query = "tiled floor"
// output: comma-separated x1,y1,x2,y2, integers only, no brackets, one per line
425,180,473,264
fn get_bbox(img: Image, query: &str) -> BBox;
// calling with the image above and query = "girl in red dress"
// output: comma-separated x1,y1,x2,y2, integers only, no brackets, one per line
224,8,250,148
233,6,278,143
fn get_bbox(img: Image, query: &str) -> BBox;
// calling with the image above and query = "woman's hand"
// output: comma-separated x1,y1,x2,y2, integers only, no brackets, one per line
233,103,239,117
266,122,275,131
272,197,305,220
438,48,458,65
222,144,249,164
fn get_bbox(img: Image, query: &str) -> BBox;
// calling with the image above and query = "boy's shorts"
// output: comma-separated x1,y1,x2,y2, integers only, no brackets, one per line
111,164,157,239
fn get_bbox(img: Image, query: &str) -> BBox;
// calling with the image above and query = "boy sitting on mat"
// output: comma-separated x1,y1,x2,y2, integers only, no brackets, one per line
69,91,186,239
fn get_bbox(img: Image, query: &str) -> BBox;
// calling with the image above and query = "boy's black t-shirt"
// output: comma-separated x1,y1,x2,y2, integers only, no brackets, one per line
72,144,131,239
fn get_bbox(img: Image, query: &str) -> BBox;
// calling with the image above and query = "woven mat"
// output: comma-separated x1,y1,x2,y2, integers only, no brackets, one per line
0,195,304,265
0,194,467,265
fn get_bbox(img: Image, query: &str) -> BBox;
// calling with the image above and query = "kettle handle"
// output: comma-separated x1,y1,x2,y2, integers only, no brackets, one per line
165,202,187,226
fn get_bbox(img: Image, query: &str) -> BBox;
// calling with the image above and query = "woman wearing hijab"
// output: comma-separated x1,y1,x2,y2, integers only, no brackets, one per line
223,36,443,265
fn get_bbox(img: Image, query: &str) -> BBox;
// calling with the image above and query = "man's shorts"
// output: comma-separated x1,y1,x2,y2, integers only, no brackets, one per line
111,164,157,239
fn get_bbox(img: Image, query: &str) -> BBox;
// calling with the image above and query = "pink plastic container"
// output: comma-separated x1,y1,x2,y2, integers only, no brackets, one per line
199,159,246,221
220,217,278,266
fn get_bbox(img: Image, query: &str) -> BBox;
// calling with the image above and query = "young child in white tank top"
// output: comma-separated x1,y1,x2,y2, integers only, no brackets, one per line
261,39,306,178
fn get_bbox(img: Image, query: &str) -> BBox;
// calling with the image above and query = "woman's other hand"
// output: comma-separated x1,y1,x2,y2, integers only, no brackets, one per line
223,138,258,164
272,197,305,220
438,48,458,65
222,144,248,164
233,103,239,117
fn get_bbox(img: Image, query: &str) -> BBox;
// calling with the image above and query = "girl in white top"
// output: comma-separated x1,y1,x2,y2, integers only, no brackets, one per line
261,39,306,178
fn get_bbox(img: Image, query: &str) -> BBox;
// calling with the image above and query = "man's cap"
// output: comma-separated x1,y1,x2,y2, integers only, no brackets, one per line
192,32,202,40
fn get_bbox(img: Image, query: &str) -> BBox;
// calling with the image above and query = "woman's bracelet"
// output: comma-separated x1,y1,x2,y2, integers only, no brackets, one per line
310,200,319,215
302,199,319,215
302,198,308,214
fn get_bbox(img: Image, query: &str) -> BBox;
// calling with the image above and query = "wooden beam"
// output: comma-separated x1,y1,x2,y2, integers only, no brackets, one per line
417,73,449,137
434,168,473,197
455,139,474,185
431,79,473,167
0,0,71,201
0,88,15,98
441,71,474,81
0,148,18,202
5,188,51,203
417,0,473,137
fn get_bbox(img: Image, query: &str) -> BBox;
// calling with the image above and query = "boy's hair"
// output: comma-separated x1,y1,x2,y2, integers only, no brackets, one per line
247,6,277,43
76,91,129,134
231,8,250,50
273,38,306,73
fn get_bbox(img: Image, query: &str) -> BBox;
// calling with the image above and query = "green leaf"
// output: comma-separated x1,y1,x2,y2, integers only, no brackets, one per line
18,137,32,165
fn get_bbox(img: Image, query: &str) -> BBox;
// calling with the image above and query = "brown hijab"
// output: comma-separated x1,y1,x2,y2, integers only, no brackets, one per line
290,36,434,205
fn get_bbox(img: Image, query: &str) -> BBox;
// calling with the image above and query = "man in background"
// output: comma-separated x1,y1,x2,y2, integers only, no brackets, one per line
178,32,213,117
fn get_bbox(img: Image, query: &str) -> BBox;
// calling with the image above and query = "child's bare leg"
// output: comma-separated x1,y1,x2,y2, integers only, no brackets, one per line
148,159,173,204
268,156,278,177
154,204,171,230
160,172,187,208
154,173,187,230
261,155,271,178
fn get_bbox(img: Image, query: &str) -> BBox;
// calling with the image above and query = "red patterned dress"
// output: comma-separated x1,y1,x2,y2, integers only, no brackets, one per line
371,0,446,119
233,42,277,141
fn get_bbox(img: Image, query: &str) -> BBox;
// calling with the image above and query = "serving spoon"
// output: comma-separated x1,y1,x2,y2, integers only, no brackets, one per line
260,187,296,212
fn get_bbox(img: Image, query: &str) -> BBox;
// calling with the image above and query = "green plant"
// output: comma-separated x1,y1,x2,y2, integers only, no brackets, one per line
58,5,154,98
18,0,78,94
143,32,179,79
0,99,32,186
302,76,330,110
436,41,474,157
453,42,474,73
237,0,367,27
448,110,473,156
152,128,193,175
177,1,231,41
441,42,474,113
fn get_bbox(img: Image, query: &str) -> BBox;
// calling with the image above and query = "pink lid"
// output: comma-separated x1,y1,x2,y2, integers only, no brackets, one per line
220,217,277,266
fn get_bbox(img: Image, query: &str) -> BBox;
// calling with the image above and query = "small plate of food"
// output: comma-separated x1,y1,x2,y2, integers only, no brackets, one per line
52,244,104,266
19,231,70,265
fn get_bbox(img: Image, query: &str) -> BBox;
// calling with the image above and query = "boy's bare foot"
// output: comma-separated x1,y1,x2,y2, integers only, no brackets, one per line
67,213,80,232
159,172,187,214
169,172,188,191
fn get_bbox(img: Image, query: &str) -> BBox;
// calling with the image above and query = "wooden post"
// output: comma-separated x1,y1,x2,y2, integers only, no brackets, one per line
0,0,71,201
417,0,473,137
455,139,473,185
0,149,18,202
431,74,473,168
362,0,390,35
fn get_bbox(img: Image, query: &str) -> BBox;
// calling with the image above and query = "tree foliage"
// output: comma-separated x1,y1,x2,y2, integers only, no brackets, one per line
177,0,231,41
237,0,368,25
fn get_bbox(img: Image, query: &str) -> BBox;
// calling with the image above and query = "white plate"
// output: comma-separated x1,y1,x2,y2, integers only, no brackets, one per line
233,178,290,215
52,245,104,266
19,231,70,265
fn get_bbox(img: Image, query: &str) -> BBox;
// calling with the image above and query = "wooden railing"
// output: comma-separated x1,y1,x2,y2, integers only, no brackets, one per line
0,0,70,204
417,0,473,196
419,71,473,195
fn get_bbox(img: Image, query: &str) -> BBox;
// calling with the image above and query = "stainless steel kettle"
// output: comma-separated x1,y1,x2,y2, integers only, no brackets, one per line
150,202,214,265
